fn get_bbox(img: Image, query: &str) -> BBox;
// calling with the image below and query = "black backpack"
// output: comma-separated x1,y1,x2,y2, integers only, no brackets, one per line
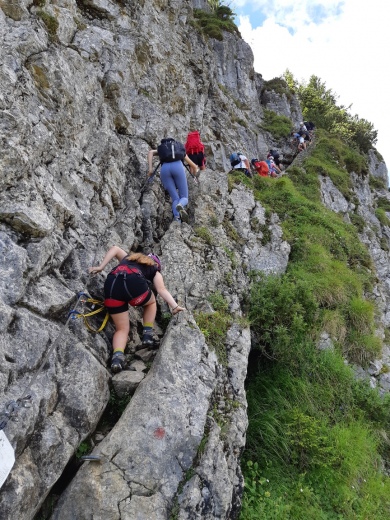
269,149,280,160
157,138,186,163
304,121,315,131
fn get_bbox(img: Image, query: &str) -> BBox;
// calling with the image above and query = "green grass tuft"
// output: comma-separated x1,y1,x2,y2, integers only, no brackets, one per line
194,310,231,365
37,10,59,41
194,226,214,245
261,109,293,139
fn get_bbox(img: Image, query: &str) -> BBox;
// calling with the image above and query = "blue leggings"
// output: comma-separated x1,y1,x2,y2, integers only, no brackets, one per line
160,161,188,218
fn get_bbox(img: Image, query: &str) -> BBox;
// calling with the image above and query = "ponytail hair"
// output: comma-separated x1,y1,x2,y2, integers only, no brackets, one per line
126,252,155,266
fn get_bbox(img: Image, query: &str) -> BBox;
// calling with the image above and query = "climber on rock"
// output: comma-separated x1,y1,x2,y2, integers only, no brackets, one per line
147,138,199,224
268,149,283,170
251,158,270,177
230,151,252,177
266,155,282,177
291,131,306,152
185,130,207,171
89,247,185,373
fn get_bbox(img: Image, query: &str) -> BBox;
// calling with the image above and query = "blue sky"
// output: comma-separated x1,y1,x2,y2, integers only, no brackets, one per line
233,0,390,173
235,1,344,33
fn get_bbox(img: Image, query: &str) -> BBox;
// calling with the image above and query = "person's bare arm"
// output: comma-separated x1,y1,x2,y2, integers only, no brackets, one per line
148,149,158,176
184,154,199,176
89,246,127,274
153,272,185,314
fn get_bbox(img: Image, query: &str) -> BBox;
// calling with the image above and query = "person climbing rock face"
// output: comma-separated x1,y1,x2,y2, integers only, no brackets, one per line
251,158,270,177
230,151,251,177
185,130,207,171
268,149,283,170
266,154,282,177
148,138,199,224
89,247,185,373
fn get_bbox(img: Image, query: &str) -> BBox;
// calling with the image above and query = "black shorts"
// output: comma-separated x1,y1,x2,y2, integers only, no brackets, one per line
104,274,152,314
188,152,206,169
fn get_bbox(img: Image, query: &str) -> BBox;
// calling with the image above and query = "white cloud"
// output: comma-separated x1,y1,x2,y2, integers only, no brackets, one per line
238,0,390,173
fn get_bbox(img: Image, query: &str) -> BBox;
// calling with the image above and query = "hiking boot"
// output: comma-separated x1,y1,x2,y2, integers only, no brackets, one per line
111,351,125,374
176,204,189,224
142,332,154,347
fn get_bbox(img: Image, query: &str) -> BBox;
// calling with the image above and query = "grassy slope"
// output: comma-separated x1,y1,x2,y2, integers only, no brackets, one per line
239,131,390,519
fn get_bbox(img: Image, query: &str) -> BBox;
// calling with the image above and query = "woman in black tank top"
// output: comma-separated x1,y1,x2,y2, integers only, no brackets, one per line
89,247,184,373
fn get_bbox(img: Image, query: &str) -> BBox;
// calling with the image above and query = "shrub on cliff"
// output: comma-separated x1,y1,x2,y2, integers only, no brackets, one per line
193,4,240,41
284,72,378,154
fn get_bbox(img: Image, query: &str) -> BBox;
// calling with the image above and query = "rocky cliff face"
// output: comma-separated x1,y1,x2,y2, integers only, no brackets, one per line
0,1,388,519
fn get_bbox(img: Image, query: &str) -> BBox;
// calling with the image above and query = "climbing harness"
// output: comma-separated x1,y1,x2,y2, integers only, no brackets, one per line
68,292,109,333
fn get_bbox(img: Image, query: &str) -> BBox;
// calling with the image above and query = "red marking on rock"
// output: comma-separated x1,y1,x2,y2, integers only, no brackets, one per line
153,427,166,439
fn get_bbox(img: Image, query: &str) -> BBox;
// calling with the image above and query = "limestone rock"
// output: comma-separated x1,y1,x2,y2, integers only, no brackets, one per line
111,370,145,397
0,0,388,518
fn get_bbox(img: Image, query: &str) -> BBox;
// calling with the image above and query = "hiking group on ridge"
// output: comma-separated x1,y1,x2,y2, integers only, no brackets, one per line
89,119,315,374
291,121,315,152
89,131,206,373
229,149,283,178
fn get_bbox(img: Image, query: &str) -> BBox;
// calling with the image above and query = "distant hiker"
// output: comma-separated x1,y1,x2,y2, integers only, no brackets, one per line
297,136,306,151
268,149,283,170
89,248,184,373
299,121,307,133
298,122,312,145
230,152,251,177
148,138,199,223
299,131,311,147
185,131,206,171
291,132,305,152
304,121,315,133
266,156,282,177
251,159,269,177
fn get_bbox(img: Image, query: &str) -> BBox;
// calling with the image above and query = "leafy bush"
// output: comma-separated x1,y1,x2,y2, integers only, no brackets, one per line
208,291,229,312
375,208,390,227
350,212,366,233
285,73,378,153
194,226,214,244
262,77,293,100
193,5,239,41
249,273,318,360
376,197,390,212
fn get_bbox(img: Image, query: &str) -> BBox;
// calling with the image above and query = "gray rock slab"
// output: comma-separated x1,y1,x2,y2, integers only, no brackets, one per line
112,370,145,397
51,314,218,519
